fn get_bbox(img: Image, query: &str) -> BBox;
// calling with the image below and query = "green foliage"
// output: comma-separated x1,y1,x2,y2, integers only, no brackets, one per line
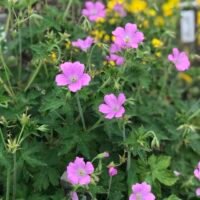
0,0,199,199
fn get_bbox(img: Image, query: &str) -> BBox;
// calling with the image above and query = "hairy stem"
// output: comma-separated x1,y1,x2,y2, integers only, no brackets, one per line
6,167,11,200
76,93,86,131
12,152,16,200
107,176,112,200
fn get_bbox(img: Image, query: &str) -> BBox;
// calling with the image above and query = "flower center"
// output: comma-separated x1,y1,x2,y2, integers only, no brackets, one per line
113,106,120,112
91,9,97,15
78,169,86,177
124,35,130,43
70,75,78,83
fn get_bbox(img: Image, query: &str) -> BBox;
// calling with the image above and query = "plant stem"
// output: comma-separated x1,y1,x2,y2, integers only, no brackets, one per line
0,128,7,150
12,152,16,200
0,47,15,97
5,6,12,36
17,124,25,145
127,151,131,171
107,176,112,200
6,167,11,200
63,0,73,20
18,25,22,83
24,61,42,92
76,93,86,131
122,123,131,171
87,118,103,132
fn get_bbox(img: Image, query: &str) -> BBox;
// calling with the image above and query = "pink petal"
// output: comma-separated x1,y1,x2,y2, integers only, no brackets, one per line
118,93,126,105
168,54,174,62
104,94,118,107
125,23,137,35
68,80,82,92
79,175,91,185
99,104,112,114
81,73,91,86
85,162,94,174
72,62,85,77
105,112,115,119
60,62,73,75
172,48,179,56
115,107,125,118
55,74,69,86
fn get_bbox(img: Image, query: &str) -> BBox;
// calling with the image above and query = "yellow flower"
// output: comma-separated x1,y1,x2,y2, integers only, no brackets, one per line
50,52,57,62
151,38,164,48
65,41,71,49
147,9,156,16
154,16,165,27
103,34,110,42
162,0,179,16
155,52,161,57
178,73,192,84
90,30,105,41
142,20,149,28
126,0,147,14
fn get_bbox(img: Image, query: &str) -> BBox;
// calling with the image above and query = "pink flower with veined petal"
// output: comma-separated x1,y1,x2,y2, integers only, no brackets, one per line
194,161,200,180
112,23,144,49
99,93,126,119
66,157,94,185
82,1,106,22
70,192,79,200
129,182,155,200
113,3,126,17
106,54,124,66
108,167,118,176
168,48,190,71
55,61,91,92
72,36,94,52
196,188,200,197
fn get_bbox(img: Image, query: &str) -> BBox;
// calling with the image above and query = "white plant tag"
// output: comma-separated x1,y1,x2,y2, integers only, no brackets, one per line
180,10,195,43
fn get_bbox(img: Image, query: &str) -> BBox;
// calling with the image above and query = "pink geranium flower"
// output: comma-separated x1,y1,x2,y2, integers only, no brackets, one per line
108,167,118,177
66,157,94,185
194,161,200,180
55,61,91,92
106,54,124,66
196,188,200,197
99,93,126,119
72,36,94,52
70,192,79,200
82,1,106,22
168,48,190,71
112,23,144,49
113,3,126,17
129,182,155,200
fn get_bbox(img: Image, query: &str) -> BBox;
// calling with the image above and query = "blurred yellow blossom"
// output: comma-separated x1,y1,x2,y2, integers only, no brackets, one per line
147,9,156,16
126,0,147,14
178,73,192,84
162,0,180,16
154,16,165,27
151,38,163,48
90,30,105,41
155,52,161,57
50,52,57,62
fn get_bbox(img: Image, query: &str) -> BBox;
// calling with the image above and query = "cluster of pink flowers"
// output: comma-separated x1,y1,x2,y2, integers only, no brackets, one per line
54,2,192,199
107,23,144,66
82,1,106,22
129,182,155,200
194,161,200,197
72,36,94,52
